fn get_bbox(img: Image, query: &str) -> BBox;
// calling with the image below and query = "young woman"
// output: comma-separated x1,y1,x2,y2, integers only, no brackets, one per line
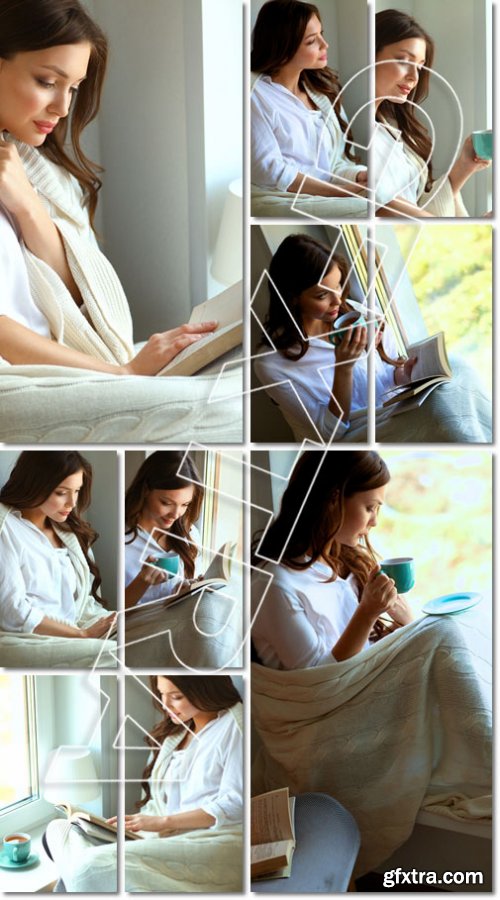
44,675,243,892
251,450,491,874
0,0,239,442
374,9,490,217
124,452,204,608
0,450,115,638
251,450,413,668
251,0,368,218
253,233,413,441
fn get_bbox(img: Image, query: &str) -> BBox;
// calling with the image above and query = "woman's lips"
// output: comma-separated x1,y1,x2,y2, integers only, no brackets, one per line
34,121,57,134
397,84,412,95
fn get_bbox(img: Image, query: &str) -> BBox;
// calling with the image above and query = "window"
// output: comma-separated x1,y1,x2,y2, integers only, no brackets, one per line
0,676,53,832
0,675,38,814
375,224,493,398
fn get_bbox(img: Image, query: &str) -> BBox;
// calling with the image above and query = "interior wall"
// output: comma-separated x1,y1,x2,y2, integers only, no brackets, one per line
0,451,118,608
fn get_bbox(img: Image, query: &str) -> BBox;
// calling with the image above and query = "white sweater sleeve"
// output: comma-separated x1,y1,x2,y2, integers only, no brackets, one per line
253,353,349,442
200,718,243,827
253,584,335,670
0,529,45,633
251,93,299,191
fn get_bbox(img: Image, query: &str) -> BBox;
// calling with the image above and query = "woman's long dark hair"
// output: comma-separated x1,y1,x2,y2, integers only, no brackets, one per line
0,450,103,602
125,452,204,581
138,675,242,808
260,233,399,367
252,0,358,162
375,9,435,190
0,0,108,229
254,450,391,639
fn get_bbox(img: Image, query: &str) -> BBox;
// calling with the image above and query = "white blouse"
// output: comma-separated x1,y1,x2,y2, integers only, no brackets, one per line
0,511,78,632
373,121,423,207
142,704,243,829
251,76,364,191
254,338,397,442
252,560,371,670
124,525,202,605
0,206,51,339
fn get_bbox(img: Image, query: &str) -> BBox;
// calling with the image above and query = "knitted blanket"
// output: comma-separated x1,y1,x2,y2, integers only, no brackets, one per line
0,139,242,443
252,615,491,874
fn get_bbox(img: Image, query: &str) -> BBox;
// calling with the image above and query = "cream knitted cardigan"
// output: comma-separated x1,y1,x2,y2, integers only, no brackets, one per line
1,135,135,366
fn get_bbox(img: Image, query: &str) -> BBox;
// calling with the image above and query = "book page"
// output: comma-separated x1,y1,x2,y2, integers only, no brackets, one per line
189,281,242,328
203,541,236,581
408,332,451,383
251,788,294,844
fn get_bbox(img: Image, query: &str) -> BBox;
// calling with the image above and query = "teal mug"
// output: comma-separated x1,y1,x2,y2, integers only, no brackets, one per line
154,555,180,576
332,311,366,346
472,130,492,161
2,833,31,863
379,557,415,593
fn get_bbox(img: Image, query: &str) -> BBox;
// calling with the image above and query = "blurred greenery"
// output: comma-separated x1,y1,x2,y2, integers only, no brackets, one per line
394,225,492,395
374,452,492,624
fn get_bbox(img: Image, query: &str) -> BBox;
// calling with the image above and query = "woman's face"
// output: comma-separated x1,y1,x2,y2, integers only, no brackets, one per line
36,470,84,523
141,485,195,533
287,14,328,73
156,677,217,731
296,264,343,332
0,43,91,145
335,485,387,548
375,38,427,106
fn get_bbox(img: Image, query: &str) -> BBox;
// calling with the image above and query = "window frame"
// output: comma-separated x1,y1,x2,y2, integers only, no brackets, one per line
0,676,55,833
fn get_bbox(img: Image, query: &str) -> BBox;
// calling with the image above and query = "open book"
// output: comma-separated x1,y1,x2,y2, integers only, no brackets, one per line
54,803,142,843
123,541,237,637
383,332,452,408
251,788,296,880
158,281,243,377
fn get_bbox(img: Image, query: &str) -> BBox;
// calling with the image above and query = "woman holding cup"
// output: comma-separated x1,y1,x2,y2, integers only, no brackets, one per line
124,452,204,609
251,450,413,669
374,9,491,217
253,233,414,442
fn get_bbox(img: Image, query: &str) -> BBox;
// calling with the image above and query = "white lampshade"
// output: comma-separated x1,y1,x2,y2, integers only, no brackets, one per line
211,178,243,286
43,747,100,804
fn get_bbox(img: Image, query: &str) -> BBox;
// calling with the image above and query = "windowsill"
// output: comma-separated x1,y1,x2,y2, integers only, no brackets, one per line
0,821,58,894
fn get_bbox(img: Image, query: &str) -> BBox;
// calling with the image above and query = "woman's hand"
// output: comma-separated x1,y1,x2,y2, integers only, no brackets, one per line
0,138,40,217
359,567,398,619
119,322,218,377
80,613,116,639
356,169,368,186
394,356,418,385
448,136,491,195
137,556,169,587
335,325,367,367
106,814,166,833
386,594,413,626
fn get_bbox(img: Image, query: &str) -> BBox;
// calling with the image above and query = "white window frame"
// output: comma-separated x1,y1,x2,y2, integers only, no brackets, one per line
0,677,55,833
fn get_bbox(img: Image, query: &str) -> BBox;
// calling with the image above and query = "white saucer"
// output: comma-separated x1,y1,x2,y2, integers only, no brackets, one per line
422,592,482,615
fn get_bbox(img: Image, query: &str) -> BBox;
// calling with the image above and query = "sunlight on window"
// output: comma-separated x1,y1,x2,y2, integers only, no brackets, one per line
374,451,492,616
394,225,492,395
0,675,34,810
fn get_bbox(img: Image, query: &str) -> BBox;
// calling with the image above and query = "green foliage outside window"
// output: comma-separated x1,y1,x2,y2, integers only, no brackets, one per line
394,225,492,395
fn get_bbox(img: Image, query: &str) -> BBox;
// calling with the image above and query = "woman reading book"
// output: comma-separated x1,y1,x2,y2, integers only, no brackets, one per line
0,0,239,442
251,0,367,218
124,451,204,608
0,450,116,666
43,675,243,892
253,233,412,441
251,450,491,873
